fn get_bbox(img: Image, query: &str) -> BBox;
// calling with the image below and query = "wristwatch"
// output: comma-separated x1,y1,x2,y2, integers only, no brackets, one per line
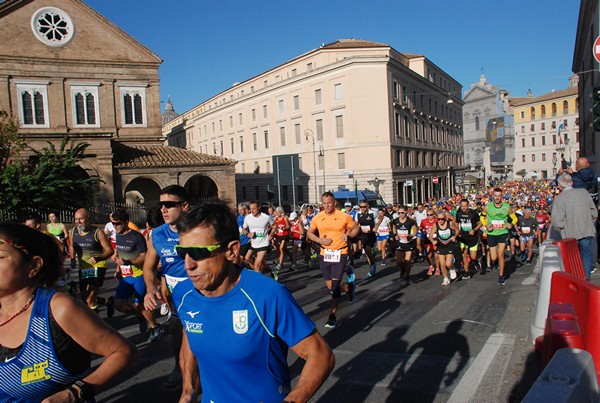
73,380,95,402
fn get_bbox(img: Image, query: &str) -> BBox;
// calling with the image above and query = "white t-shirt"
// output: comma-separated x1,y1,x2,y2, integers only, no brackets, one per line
104,222,116,243
243,213,274,248
414,210,428,227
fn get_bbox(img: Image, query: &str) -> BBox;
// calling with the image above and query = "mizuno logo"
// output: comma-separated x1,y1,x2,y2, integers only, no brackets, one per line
187,311,200,318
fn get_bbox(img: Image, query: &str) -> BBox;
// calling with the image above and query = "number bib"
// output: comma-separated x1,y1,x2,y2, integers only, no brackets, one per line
522,226,531,234
360,225,371,233
324,249,341,263
379,227,389,235
253,228,265,238
397,230,409,243
80,268,98,279
120,265,133,277
491,220,505,229
460,222,472,231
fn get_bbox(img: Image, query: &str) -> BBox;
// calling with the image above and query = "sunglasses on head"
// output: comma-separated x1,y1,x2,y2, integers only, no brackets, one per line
175,244,222,260
159,201,183,209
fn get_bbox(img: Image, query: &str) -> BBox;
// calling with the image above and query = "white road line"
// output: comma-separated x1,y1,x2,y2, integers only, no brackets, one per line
447,333,515,403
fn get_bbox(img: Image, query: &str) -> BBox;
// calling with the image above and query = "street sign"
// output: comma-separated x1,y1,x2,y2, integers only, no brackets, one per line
594,35,600,64
433,177,439,184
405,180,413,186
455,176,464,185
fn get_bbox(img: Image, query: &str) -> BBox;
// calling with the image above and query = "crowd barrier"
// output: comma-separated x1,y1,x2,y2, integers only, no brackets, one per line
523,348,600,402
553,238,586,280
540,272,600,379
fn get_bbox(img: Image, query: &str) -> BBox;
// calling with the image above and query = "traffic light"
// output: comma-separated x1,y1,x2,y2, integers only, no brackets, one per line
593,84,600,131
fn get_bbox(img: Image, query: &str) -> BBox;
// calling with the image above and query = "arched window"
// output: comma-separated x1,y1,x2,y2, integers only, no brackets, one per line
530,107,536,120
563,100,569,114
551,103,557,117
541,105,546,118
475,116,480,130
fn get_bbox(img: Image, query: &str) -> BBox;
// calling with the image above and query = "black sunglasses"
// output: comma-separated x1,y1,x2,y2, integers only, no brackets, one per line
111,221,124,226
360,205,368,208
399,211,406,214
175,244,222,260
427,214,434,216
159,201,183,209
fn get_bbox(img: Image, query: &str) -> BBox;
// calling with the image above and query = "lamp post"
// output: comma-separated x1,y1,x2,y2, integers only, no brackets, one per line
434,153,446,200
304,129,318,202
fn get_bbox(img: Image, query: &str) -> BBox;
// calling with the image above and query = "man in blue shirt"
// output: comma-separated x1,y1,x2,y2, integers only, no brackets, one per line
172,200,334,403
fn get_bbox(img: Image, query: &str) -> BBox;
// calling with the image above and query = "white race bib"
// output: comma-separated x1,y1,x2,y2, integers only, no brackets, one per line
120,265,133,277
522,226,531,234
80,268,98,279
253,228,265,238
491,220,505,229
324,249,341,263
379,227,389,235
360,225,371,233
460,222,472,231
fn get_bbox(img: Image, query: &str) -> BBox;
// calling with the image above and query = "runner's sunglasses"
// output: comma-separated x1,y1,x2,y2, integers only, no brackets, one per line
175,244,222,260
158,201,183,209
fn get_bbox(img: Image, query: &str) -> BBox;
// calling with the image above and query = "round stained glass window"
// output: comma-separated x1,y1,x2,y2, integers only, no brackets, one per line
31,7,75,47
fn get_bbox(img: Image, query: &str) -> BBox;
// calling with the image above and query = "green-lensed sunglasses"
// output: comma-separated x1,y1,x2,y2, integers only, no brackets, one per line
175,244,222,260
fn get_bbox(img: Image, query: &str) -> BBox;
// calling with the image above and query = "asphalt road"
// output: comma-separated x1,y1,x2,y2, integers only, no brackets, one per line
90,251,550,403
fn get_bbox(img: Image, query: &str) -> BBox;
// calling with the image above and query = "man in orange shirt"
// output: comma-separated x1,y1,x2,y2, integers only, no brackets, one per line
307,192,360,328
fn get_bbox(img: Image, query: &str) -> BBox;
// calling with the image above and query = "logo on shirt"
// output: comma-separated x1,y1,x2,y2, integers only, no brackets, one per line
21,360,51,385
187,311,200,318
184,320,204,334
232,310,248,334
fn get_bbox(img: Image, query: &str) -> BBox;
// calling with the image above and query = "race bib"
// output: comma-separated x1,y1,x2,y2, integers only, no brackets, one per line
460,222,473,231
324,249,341,263
253,228,265,238
438,228,452,240
397,229,409,238
80,268,98,279
379,227,389,235
120,265,133,277
360,225,371,233
491,220,505,229
239,226,243,235
165,274,188,293
277,227,284,234
522,226,531,234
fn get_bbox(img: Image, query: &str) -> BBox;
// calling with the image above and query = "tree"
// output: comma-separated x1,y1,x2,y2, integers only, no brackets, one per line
516,168,527,177
0,137,101,218
0,110,25,171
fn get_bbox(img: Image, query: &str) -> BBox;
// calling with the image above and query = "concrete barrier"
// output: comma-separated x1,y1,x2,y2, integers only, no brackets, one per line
531,248,565,347
523,348,600,403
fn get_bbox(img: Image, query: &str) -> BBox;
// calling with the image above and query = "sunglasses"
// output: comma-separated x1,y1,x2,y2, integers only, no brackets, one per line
111,221,124,226
399,212,406,214
360,206,368,208
438,218,446,221
159,201,183,209
175,244,222,260
427,214,434,216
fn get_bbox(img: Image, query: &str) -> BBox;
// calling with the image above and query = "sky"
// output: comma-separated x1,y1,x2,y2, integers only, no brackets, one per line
85,0,581,114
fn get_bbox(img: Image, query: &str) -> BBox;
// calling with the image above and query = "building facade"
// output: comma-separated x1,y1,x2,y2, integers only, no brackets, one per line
511,82,579,179
462,74,515,185
163,39,464,206
573,0,599,172
0,0,235,208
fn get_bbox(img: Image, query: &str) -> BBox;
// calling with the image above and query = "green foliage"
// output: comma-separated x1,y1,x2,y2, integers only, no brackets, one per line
516,168,527,177
0,110,25,170
0,137,100,217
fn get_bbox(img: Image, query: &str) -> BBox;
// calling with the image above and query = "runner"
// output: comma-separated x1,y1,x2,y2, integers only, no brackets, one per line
242,201,274,277
420,209,439,276
516,208,538,264
455,199,482,278
413,203,428,262
535,206,551,244
375,208,392,266
270,206,290,279
289,211,304,271
429,210,459,286
392,206,418,285
110,209,162,341
356,200,378,277
481,188,512,286
142,185,190,390
237,203,251,268
46,212,69,255
307,192,359,328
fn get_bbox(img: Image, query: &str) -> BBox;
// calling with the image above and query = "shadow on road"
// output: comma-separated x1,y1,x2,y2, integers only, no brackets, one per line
508,350,541,402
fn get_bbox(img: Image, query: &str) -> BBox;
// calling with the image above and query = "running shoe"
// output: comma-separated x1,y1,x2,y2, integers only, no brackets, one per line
442,277,451,286
325,315,337,328
462,271,471,280
404,276,410,285
449,269,457,280
381,260,387,266
427,265,435,276
348,273,355,283
160,303,170,317
526,259,531,265
435,268,441,276
480,267,487,276
520,253,527,263
106,296,115,318
148,325,164,343
497,276,506,286
162,370,182,390
272,264,279,281
347,282,356,303
289,264,297,272
138,316,148,334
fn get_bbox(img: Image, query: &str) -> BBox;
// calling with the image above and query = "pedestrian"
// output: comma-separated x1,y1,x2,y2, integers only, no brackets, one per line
0,222,137,402
551,174,597,280
172,200,335,403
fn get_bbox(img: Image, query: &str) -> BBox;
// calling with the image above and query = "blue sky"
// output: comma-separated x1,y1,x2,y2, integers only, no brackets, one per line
85,0,581,114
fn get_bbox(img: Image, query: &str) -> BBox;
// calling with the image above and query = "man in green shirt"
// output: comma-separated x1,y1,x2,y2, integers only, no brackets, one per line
482,188,512,286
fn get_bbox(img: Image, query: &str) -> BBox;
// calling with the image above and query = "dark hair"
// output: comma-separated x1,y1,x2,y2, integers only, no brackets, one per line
460,198,469,204
176,200,238,245
161,185,189,202
321,191,335,200
493,187,502,193
0,222,62,287
249,200,260,207
146,206,165,229
25,213,42,226
111,209,129,222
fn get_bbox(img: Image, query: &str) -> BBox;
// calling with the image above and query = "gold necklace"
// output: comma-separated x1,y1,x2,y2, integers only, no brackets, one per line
0,291,36,327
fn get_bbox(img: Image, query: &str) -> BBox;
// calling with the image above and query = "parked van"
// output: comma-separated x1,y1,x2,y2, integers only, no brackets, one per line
332,189,386,212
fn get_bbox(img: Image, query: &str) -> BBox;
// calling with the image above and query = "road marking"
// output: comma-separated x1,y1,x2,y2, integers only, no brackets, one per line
447,333,515,403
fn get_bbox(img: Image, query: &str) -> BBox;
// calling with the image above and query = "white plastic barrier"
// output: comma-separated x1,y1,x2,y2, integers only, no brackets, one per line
535,239,556,274
523,348,600,403
530,246,565,344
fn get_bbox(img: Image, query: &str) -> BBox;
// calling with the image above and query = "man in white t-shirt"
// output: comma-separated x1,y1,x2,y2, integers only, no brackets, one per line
413,203,428,262
243,200,274,274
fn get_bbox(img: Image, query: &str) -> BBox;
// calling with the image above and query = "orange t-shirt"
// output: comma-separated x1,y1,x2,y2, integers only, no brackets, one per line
309,209,356,255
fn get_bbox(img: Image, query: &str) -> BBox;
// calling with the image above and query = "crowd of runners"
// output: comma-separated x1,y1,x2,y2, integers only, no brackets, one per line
3,170,598,401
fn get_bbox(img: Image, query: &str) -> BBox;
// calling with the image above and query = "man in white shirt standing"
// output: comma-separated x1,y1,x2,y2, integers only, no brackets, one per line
243,200,274,275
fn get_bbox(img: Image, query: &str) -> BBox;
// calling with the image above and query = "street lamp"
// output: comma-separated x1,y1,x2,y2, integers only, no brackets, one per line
304,129,318,202
434,153,446,200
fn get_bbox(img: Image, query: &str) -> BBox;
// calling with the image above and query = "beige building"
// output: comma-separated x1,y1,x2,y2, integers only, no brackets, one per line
0,0,235,208
511,81,579,179
164,39,464,206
